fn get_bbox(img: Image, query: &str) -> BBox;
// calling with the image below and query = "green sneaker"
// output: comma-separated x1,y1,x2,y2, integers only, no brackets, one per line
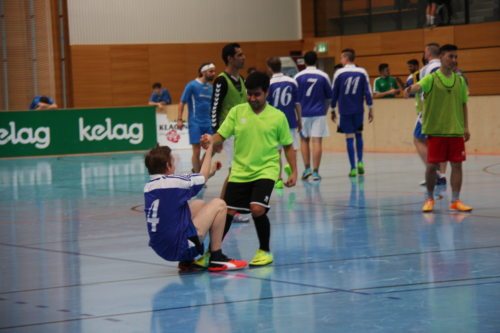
193,252,210,268
284,164,292,177
275,179,284,189
348,169,357,177
249,249,273,266
357,161,365,175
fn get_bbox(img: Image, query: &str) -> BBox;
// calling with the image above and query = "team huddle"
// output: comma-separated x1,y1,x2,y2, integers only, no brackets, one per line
143,42,472,272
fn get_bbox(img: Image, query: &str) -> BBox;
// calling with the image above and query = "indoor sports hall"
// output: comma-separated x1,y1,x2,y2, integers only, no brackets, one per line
1,1,499,332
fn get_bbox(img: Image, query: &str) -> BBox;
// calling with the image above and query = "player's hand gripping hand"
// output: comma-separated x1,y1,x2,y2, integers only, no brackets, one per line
200,134,212,149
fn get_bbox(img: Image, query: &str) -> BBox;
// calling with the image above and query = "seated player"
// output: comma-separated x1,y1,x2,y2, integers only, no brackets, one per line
143,140,247,272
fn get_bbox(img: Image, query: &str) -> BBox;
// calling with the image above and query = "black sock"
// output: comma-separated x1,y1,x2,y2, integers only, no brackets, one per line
210,249,224,261
222,214,233,240
253,214,270,252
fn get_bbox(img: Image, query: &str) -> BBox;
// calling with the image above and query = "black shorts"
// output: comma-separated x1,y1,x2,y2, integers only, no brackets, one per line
224,179,275,213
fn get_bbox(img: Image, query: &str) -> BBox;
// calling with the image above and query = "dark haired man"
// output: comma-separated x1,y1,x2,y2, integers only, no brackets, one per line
148,82,172,110
373,64,400,99
405,44,472,213
210,42,249,222
177,63,217,173
202,71,297,267
266,56,302,189
294,51,332,181
331,48,373,177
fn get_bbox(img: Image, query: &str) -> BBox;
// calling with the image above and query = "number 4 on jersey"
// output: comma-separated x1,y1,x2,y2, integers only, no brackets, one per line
146,199,160,232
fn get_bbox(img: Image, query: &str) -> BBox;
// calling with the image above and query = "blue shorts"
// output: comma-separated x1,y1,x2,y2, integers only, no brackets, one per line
413,113,427,140
337,113,364,134
188,123,213,145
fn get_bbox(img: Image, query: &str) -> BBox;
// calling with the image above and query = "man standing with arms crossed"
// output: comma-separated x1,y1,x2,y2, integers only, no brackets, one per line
211,42,249,222
330,48,373,177
203,71,297,266
405,44,472,213
177,63,216,173
294,51,332,181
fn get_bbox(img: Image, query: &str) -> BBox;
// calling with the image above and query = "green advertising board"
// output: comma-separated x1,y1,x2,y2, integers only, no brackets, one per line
0,106,156,158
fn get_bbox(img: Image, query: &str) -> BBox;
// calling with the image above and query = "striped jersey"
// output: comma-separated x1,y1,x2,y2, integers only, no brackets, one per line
267,73,299,128
144,174,205,261
331,64,372,115
294,66,332,117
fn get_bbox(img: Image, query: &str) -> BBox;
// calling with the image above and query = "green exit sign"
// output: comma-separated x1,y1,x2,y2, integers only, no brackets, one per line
315,42,328,53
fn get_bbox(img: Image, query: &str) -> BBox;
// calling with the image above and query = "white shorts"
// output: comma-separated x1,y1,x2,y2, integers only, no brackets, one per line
301,116,329,138
223,136,234,168
280,129,300,150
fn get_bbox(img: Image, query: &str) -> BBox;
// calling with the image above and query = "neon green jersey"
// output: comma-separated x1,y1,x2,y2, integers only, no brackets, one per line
419,70,468,136
218,103,293,183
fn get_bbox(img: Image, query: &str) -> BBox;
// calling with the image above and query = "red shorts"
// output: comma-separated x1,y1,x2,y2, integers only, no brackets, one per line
427,136,466,163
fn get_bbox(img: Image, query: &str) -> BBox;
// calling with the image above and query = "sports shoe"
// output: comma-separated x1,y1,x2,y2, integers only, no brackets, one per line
436,176,447,186
284,164,292,177
208,254,247,272
249,249,274,266
193,252,210,268
311,171,321,181
348,169,357,177
422,198,435,212
302,168,312,180
233,212,250,223
178,260,206,272
419,180,426,186
449,200,473,212
357,161,365,175
275,179,284,189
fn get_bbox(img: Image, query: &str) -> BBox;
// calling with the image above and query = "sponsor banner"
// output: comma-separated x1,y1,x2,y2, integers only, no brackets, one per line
156,113,190,150
0,106,156,158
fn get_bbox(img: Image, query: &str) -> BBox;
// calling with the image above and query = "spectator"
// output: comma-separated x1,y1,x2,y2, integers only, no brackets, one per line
247,67,257,75
30,95,57,110
373,63,400,98
405,59,420,98
148,82,172,110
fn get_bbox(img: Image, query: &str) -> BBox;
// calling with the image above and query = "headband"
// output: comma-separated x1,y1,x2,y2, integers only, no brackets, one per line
200,63,215,73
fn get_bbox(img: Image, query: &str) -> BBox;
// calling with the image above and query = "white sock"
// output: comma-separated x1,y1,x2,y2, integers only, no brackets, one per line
426,15,430,24
430,16,435,25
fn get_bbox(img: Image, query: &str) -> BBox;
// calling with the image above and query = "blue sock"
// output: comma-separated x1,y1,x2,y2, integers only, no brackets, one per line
355,132,363,163
346,138,355,170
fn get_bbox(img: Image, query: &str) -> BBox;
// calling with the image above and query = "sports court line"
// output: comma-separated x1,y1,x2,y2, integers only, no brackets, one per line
351,274,500,292
0,289,340,331
1,244,498,295
268,244,500,269
0,242,169,267
370,279,500,295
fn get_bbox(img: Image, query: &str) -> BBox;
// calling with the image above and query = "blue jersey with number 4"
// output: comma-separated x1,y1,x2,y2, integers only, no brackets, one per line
267,73,298,129
331,64,372,115
144,174,205,261
294,67,332,117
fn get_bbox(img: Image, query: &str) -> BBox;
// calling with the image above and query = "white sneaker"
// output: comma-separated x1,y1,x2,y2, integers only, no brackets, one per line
233,212,250,223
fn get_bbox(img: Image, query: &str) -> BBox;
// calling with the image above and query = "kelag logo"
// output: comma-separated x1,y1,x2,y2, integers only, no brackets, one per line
79,117,144,144
0,121,51,149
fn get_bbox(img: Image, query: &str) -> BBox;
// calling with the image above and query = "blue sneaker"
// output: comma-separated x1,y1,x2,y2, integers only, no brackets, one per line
302,168,312,180
311,171,321,181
